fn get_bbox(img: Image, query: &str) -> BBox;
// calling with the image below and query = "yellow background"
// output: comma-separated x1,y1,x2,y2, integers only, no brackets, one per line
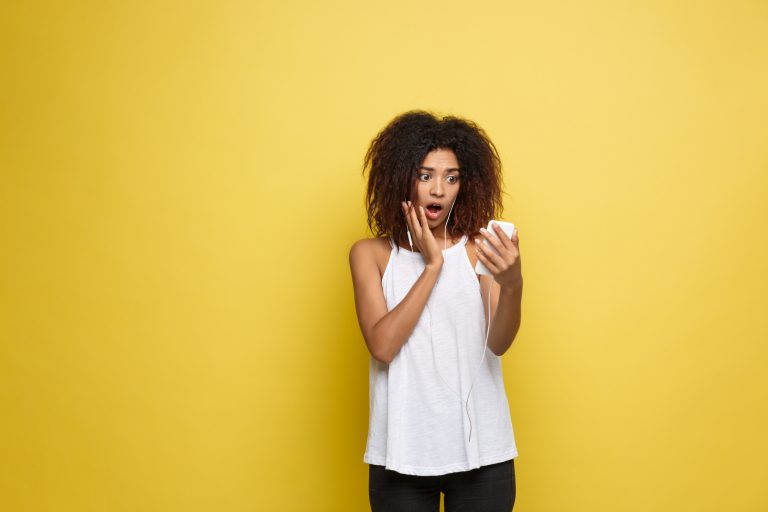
2,1,767,510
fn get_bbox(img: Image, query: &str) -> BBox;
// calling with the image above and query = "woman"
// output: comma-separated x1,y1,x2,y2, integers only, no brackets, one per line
349,110,523,511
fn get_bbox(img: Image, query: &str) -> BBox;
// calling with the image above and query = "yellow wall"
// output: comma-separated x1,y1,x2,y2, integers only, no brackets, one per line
2,1,767,510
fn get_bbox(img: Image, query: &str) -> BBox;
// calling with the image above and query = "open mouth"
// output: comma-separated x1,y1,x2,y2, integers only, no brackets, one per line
425,203,443,220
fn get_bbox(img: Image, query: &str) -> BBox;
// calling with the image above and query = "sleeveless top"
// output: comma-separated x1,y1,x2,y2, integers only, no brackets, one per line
363,234,518,476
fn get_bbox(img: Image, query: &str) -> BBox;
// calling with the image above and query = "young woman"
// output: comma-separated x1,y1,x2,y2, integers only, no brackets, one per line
349,110,523,512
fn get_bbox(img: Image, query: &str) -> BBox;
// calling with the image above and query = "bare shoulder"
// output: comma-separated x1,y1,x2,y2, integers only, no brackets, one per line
349,237,392,277
349,237,389,260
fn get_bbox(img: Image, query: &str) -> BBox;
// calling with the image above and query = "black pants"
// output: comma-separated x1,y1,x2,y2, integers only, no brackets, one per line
369,459,515,512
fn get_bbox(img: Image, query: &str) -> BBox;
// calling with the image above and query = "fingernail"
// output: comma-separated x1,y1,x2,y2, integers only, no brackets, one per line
480,228,487,234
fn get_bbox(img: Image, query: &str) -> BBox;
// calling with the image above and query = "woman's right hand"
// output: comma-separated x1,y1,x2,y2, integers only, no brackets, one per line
401,201,443,269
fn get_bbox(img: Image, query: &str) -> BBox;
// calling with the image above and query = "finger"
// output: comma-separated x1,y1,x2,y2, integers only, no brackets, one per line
484,226,519,266
407,202,422,240
489,225,519,264
510,227,520,248
479,228,508,261
417,206,434,238
474,240,501,274
475,236,505,270
492,223,514,250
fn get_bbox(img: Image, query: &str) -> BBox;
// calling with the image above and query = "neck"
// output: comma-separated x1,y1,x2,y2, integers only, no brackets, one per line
432,232,456,242
433,229,460,246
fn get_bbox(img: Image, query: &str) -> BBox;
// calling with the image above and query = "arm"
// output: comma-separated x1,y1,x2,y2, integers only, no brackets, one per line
479,275,523,357
349,240,441,364
475,224,524,357
349,203,445,364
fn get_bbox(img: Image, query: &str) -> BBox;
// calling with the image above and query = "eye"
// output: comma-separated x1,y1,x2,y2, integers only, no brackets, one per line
446,175,459,184
417,173,431,182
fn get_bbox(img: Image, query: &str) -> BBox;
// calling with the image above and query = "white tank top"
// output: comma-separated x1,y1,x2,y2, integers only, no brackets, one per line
363,234,518,476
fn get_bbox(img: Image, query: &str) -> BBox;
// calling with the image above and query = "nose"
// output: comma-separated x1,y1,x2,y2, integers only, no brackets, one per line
430,177,445,197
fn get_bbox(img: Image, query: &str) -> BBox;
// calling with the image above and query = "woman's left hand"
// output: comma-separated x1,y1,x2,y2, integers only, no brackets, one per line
474,224,522,290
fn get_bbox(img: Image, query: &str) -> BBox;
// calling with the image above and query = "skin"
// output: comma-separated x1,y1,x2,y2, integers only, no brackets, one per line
349,148,523,364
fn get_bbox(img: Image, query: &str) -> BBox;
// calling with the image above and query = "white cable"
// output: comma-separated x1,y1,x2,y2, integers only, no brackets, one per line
404,198,491,444
466,285,492,444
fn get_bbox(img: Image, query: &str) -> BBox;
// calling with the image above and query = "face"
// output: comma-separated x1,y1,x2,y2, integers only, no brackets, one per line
408,148,461,233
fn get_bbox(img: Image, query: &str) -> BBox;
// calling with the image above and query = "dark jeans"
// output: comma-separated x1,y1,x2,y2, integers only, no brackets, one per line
369,459,515,512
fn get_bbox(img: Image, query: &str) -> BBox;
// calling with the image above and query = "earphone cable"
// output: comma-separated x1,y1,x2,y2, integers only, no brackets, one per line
403,198,491,444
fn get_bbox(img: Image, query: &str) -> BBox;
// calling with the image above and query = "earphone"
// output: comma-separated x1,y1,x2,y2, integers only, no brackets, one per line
402,197,493,444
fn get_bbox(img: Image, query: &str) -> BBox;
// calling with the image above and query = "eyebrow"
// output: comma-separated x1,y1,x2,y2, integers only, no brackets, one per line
418,166,460,173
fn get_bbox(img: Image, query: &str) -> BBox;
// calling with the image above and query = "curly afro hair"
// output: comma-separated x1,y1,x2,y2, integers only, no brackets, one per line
363,110,504,248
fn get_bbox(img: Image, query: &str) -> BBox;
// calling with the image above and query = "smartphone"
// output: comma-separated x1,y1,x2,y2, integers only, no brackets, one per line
474,220,517,276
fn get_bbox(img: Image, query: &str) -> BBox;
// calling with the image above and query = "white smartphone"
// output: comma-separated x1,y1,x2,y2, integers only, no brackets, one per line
474,220,517,276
